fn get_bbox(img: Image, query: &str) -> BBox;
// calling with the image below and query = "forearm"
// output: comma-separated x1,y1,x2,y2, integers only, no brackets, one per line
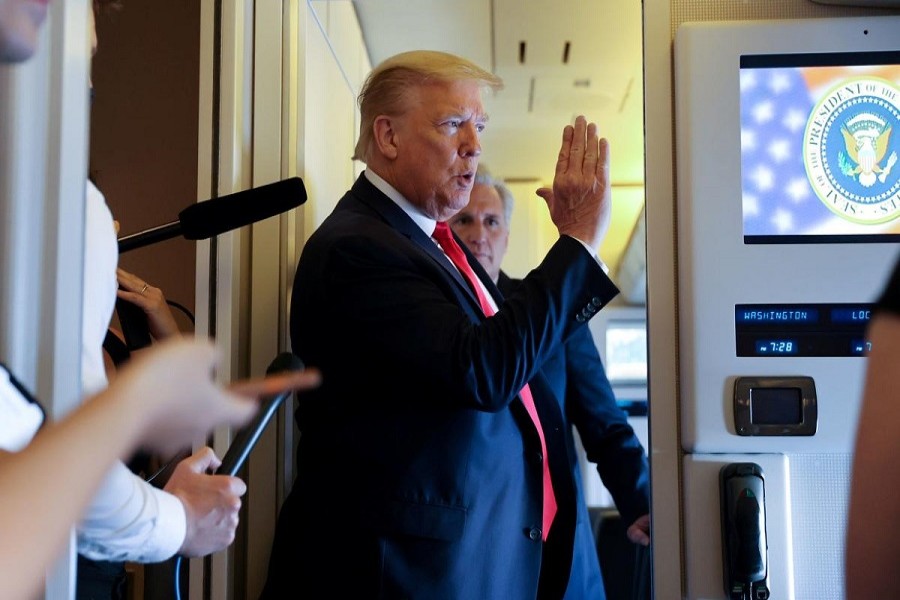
597,452,651,523
846,315,900,599
0,389,143,600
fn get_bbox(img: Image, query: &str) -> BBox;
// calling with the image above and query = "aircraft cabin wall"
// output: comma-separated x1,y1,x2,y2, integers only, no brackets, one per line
644,2,899,599
7,1,900,599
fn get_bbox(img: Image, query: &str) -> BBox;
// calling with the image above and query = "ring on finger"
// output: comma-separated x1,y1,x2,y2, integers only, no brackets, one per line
140,283,149,295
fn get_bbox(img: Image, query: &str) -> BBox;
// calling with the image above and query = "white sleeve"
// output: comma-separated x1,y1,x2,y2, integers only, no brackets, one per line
76,460,187,563
565,234,610,274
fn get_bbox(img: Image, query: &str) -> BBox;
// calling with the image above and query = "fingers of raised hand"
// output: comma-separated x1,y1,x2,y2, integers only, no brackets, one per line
582,121,601,174
596,137,611,182
571,115,587,155
562,116,587,173
555,124,575,175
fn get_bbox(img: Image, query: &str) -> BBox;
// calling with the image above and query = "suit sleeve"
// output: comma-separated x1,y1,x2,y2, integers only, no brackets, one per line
564,326,650,525
298,232,617,414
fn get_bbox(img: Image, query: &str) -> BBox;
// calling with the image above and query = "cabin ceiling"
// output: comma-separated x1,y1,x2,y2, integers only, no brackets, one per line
344,0,647,301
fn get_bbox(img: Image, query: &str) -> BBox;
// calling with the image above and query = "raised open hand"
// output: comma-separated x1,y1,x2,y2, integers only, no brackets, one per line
535,115,611,250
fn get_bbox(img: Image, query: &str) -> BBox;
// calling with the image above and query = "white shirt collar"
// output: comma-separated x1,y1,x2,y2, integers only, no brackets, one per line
363,169,436,237
363,170,498,311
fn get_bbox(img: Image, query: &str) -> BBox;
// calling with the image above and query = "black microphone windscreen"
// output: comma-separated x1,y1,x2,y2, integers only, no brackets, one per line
267,352,304,376
178,177,307,241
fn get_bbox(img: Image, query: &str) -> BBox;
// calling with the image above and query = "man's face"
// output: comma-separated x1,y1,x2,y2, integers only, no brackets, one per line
448,182,509,282
0,0,50,63
385,79,486,222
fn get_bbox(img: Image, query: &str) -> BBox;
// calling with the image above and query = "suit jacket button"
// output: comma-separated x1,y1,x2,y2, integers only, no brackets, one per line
534,451,543,464
592,297,603,307
528,527,542,541
575,314,585,323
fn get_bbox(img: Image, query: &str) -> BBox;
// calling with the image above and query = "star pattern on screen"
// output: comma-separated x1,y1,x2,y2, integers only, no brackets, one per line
740,68,836,236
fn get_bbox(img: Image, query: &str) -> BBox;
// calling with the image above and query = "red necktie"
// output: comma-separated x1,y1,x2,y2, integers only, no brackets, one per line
433,222,557,539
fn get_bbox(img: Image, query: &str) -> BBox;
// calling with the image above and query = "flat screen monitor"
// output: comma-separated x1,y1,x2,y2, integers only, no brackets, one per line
603,319,648,386
740,50,900,244
588,307,648,414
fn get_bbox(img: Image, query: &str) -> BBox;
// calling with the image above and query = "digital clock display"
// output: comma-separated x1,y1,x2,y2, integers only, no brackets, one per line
850,340,873,356
755,340,798,355
736,303,873,357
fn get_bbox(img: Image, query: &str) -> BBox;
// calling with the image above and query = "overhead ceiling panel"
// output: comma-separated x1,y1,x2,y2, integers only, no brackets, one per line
531,74,616,115
491,0,641,71
350,0,493,69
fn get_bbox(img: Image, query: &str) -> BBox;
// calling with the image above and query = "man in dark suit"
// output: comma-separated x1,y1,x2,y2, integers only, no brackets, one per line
262,49,619,599
449,165,651,599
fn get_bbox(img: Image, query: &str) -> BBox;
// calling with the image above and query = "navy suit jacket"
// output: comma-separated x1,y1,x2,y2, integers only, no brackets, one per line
499,272,651,600
262,173,620,599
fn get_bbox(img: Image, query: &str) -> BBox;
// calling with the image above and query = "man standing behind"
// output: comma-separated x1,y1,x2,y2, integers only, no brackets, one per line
450,165,651,599
263,49,619,599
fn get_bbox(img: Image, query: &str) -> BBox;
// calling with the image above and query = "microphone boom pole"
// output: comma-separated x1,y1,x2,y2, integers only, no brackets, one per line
117,177,307,254
117,221,182,253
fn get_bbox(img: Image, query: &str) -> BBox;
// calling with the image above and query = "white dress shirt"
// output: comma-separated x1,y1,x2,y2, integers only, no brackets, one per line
75,180,186,563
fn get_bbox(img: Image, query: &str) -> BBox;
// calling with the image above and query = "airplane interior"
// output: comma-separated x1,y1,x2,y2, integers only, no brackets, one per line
1,0,899,598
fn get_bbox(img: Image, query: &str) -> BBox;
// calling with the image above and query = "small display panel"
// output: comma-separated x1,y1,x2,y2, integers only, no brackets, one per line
740,51,900,244
734,376,817,436
750,387,803,425
735,303,873,357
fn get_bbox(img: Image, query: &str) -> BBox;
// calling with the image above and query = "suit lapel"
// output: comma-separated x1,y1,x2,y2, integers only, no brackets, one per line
348,175,490,312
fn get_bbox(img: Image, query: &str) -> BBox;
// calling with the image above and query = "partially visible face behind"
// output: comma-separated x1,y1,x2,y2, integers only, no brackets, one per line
0,0,50,63
88,3,96,89
448,181,509,282
385,78,487,222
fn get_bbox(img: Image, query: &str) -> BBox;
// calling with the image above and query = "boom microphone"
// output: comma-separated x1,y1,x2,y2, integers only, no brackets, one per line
215,352,305,476
118,177,307,253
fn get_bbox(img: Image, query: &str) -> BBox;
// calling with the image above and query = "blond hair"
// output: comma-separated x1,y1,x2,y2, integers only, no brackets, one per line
352,50,503,162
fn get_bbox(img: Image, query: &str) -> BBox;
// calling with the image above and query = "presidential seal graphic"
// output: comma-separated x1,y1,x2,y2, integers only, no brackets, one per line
804,77,900,225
